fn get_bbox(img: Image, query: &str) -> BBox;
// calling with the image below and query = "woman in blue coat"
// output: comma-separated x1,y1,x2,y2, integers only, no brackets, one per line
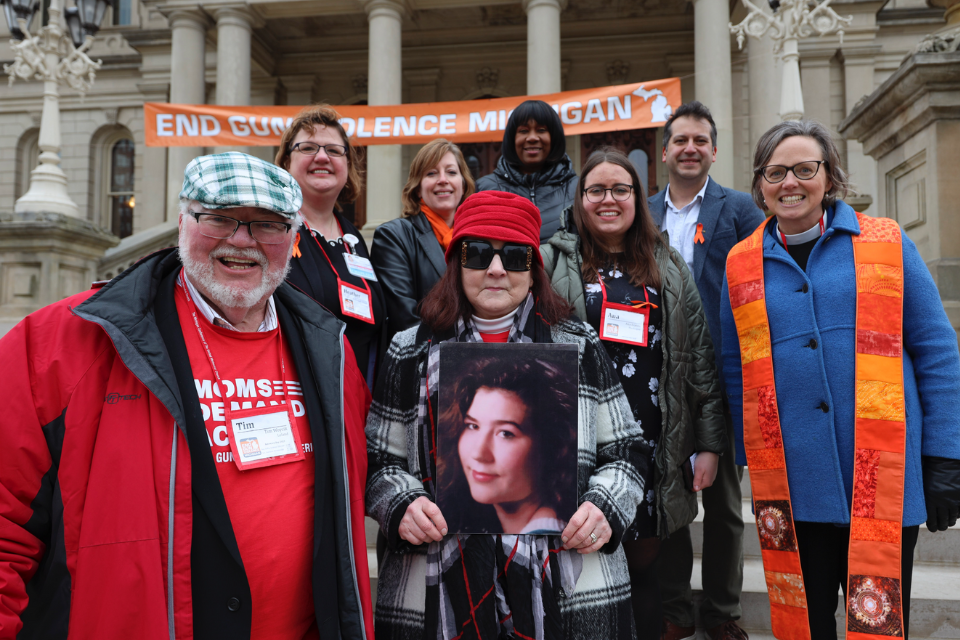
719,119,960,639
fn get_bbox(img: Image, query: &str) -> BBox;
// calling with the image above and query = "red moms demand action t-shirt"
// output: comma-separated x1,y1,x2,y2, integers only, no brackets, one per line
175,282,320,640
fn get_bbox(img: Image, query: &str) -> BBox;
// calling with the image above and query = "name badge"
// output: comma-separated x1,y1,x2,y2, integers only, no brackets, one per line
343,253,378,281
339,280,375,324
227,403,305,471
599,303,649,347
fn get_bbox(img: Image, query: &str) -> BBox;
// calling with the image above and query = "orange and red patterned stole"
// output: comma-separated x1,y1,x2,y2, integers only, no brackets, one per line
725,213,906,640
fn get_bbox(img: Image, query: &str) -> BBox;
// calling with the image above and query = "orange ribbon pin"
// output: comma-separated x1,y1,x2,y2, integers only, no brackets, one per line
694,223,705,244
292,232,302,258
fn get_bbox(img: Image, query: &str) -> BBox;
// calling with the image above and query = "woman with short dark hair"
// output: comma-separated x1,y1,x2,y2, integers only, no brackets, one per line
366,190,651,640
276,104,384,387
721,119,960,639
475,100,579,242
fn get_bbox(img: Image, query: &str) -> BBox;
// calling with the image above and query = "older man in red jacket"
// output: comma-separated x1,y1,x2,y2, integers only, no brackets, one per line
0,152,373,640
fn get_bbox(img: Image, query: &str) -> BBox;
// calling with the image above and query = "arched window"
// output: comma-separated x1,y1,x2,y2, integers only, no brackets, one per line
108,139,135,238
15,128,40,201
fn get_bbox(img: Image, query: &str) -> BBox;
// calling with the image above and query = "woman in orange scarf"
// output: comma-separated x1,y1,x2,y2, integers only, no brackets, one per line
372,138,475,341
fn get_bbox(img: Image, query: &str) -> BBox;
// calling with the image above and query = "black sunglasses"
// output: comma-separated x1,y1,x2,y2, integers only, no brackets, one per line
460,240,533,272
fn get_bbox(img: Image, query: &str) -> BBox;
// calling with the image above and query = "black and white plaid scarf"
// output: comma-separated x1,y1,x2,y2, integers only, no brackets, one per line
418,294,583,640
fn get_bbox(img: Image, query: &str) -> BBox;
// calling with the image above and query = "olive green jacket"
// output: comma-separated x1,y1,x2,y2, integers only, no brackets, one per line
540,210,726,537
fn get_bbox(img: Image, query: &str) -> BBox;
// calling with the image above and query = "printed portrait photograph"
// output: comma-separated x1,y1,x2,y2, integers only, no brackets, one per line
436,342,579,535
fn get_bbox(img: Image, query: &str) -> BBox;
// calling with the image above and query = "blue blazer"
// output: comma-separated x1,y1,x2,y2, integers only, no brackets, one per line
719,201,960,525
649,178,766,377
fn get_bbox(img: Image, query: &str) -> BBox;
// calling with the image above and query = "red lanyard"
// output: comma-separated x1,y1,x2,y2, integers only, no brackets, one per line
779,214,826,253
597,270,658,311
304,219,374,301
179,269,288,397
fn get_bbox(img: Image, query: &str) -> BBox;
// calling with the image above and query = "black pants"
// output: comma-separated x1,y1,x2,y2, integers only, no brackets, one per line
794,521,920,639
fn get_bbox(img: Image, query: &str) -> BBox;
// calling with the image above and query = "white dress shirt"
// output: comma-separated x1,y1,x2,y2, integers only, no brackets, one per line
181,270,278,332
660,176,711,271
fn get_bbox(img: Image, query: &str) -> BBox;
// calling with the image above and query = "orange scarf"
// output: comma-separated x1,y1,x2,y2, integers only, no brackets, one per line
420,201,454,250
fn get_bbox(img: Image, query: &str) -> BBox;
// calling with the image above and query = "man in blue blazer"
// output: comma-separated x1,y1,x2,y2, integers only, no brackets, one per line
648,102,765,640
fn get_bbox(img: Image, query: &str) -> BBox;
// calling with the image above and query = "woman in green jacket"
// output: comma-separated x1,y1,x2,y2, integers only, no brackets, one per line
540,147,726,639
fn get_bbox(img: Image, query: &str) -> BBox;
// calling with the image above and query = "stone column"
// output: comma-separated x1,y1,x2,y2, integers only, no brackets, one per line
842,48,880,211
693,0,734,188
166,8,209,214
362,0,404,230
522,0,567,95
214,6,260,107
747,5,781,158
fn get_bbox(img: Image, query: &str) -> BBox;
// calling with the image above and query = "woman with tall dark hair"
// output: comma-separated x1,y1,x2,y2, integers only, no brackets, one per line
437,355,578,535
475,99,578,242
366,190,651,640
541,147,725,639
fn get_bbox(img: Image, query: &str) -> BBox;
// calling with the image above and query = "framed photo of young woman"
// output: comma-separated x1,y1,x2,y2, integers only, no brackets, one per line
436,342,579,535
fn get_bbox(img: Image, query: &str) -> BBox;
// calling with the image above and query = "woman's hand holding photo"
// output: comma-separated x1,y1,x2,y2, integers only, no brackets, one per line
400,496,449,545
560,501,611,554
692,451,719,492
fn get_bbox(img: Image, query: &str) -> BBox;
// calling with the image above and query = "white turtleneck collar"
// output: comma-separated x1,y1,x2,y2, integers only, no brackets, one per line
471,307,519,334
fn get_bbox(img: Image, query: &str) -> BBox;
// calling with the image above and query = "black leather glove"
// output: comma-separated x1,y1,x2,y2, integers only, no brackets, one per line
922,455,960,532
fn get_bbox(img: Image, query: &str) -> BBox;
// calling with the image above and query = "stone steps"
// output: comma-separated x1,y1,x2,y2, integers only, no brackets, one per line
684,470,960,639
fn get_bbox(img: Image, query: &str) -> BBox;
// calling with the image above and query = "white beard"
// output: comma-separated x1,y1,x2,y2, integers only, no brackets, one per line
178,236,291,311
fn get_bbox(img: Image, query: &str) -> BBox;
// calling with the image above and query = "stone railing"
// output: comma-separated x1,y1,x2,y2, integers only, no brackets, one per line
98,221,179,280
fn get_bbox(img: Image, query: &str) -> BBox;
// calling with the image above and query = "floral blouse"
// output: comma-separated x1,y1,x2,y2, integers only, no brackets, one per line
584,262,663,540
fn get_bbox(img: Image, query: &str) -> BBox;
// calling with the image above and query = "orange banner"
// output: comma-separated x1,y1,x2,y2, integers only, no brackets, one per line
144,78,681,148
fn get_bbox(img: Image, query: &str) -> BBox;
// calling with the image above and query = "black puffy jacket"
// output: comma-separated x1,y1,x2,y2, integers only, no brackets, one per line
475,154,579,242
370,211,446,341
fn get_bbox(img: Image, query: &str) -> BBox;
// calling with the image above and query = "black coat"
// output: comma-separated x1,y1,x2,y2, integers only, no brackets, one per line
475,154,579,242
286,213,385,385
370,212,446,341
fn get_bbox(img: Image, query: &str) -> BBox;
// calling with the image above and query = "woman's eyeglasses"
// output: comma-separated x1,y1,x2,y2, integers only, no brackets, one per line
291,142,347,158
582,184,634,203
461,240,533,272
756,160,826,184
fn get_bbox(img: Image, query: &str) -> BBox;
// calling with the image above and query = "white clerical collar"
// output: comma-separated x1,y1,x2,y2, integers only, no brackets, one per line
181,270,278,332
664,176,710,214
776,213,826,246
471,307,519,334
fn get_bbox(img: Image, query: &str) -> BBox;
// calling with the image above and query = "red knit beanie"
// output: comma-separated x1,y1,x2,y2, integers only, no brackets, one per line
445,191,543,266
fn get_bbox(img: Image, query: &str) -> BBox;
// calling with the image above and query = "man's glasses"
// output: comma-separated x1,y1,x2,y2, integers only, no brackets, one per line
461,240,533,272
756,160,826,184
583,184,634,203
291,141,347,158
187,211,292,244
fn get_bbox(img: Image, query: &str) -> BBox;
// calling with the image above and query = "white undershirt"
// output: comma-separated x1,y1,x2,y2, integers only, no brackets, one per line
661,176,711,270
182,270,278,332
471,307,519,334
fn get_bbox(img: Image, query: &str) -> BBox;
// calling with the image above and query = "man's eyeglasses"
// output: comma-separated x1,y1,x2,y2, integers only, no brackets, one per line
583,184,634,203
291,141,347,158
756,160,826,184
187,211,292,244
461,240,533,272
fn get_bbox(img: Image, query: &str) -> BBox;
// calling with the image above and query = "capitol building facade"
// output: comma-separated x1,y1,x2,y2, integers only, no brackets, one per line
0,0,957,337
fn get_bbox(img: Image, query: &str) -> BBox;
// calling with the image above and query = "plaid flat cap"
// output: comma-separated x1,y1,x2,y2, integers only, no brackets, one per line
179,151,302,218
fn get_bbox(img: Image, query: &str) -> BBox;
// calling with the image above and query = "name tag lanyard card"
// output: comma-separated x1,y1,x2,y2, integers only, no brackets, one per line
180,271,306,471
597,272,658,347
304,219,376,325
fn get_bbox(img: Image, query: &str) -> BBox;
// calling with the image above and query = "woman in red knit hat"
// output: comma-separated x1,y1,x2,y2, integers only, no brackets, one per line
366,190,652,640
